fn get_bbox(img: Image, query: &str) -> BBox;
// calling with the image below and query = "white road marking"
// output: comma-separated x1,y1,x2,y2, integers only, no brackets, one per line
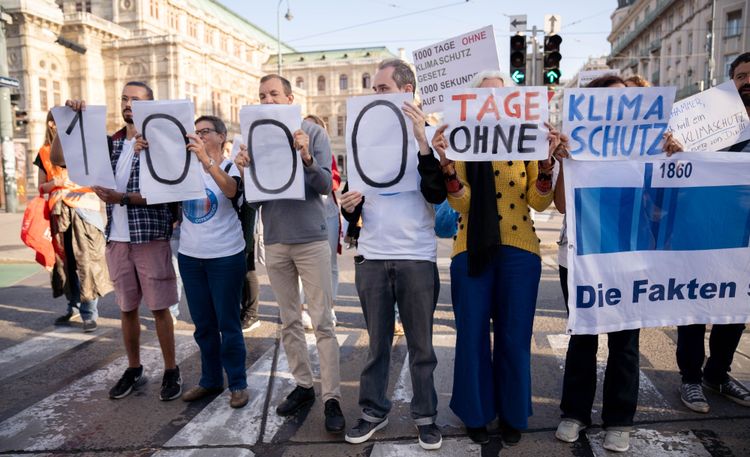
0,327,99,382
155,448,254,457
370,438,481,456
0,331,198,452
589,429,711,457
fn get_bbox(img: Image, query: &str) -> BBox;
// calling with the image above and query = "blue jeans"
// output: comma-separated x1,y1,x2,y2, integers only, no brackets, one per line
178,250,247,390
450,246,541,430
63,227,98,320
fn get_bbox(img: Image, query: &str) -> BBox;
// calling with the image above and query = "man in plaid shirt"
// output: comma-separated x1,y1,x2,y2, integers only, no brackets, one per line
59,82,182,402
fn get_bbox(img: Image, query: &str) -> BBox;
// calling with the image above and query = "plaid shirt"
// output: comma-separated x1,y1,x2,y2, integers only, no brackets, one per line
105,127,173,244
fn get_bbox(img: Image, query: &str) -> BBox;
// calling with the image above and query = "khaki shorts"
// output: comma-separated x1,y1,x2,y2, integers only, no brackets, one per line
106,240,178,312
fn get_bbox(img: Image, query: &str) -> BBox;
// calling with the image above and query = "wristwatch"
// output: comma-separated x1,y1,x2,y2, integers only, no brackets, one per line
119,192,130,206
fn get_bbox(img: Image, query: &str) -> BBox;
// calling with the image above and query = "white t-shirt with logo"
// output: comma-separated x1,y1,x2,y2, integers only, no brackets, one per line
178,159,245,259
109,138,135,242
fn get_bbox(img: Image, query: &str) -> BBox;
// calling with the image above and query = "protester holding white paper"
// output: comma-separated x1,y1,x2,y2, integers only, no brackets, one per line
54,82,181,403
432,70,558,446
234,74,345,434
37,111,111,332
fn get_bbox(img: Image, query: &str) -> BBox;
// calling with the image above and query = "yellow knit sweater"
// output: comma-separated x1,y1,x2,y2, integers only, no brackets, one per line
447,160,554,258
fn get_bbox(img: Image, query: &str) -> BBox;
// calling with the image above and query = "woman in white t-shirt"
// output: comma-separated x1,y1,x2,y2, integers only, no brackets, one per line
177,115,248,408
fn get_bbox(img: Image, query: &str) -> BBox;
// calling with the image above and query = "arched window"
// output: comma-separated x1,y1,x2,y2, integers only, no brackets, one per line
339,74,348,90
362,72,371,89
317,75,326,93
295,77,304,89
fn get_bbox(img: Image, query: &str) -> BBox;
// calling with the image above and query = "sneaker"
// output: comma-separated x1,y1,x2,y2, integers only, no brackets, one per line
331,309,337,327
242,315,261,333
704,376,750,407
499,421,521,446
345,418,389,444
230,388,249,408
109,365,146,399
324,399,345,433
301,310,313,331
555,419,586,442
467,426,489,444
394,321,405,336
160,366,182,401
182,385,224,402
276,385,315,416
417,423,442,450
82,319,97,333
54,309,81,325
680,383,710,413
603,430,630,453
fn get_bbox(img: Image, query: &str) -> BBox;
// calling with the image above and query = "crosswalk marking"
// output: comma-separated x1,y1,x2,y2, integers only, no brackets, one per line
0,326,99,382
547,334,671,413
156,448,255,456
589,429,711,456
157,344,277,450
0,331,198,453
370,438,481,456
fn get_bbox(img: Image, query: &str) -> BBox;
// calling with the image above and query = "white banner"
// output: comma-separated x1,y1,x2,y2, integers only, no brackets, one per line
132,100,204,204
443,87,549,161
413,25,499,114
563,87,676,160
240,104,304,203
51,105,115,188
345,93,418,195
668,81,750,152
564,152,750,335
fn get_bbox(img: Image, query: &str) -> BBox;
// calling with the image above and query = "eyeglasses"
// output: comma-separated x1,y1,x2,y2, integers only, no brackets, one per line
196,128,217,137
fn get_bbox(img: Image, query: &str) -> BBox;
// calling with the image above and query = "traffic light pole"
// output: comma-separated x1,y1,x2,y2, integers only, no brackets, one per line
0,10,17,213
530,25,539,87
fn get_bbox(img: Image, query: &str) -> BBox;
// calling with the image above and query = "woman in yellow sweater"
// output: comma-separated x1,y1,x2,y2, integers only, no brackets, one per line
431,71,566,445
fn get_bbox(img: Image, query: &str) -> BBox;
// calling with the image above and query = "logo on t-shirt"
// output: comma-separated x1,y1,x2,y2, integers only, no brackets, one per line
183,188,218,224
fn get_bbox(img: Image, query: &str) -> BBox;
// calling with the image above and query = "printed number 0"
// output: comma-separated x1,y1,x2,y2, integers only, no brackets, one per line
351,100,408,188
141,114,191,185
247,119,297,194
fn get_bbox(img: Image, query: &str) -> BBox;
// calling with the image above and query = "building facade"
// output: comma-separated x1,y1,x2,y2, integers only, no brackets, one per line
266,47,398,175
607,0,750,99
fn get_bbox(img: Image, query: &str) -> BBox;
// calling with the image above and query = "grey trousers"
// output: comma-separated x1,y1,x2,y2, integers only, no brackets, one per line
355,257,439,425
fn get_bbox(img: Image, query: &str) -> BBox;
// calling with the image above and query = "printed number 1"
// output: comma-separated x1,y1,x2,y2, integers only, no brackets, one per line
659,161,692,179
65,111,88,175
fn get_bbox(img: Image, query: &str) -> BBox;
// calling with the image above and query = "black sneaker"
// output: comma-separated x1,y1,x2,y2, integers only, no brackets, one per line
109,365,146,399
276,385,315,416
54,309,81,325
82,320,97,333
499,422,522,446
417,423,442,450
160,366,182,401
467,426,489,444
680,382,710,413
324,399,345,433
242,316,261,333
704,376,750,407
345,418,389,444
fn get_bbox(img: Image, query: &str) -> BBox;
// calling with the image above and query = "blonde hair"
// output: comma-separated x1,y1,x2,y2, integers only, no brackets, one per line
470,70,515,88
624,75,651,87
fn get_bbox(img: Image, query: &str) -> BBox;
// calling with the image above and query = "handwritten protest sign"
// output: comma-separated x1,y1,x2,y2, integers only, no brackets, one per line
51,105,115,188
577,69,619,87
413,25,499,114
346,92,418,194
564,153,750,334
668,81,750,152
240,104,304,202
563,87,676,160
443,87,549,161
132,100,204,204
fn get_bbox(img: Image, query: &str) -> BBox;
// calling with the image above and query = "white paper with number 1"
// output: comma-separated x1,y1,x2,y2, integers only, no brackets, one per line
132,100,204,204
240,104,304,202
51,105,115,188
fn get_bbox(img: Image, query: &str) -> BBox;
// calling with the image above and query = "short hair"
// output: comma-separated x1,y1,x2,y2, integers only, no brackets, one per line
195,115,227,148
124,81,154,100
586,74,627,88
260,74,293,96
377,58,416,94
469,70,514,88
729,52,750,79
304,114,327,129
624,74,651,87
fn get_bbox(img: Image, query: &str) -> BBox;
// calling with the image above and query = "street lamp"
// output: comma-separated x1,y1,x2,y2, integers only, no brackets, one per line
277,0,293,75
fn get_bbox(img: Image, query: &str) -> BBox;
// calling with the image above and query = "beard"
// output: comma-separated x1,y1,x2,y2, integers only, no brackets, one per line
739,84,750,107
122,110,133,124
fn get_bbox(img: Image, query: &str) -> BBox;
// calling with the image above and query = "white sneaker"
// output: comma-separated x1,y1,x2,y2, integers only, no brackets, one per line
331,309,337,327
301,310,313,330
603,430,630,453
555,419,586,443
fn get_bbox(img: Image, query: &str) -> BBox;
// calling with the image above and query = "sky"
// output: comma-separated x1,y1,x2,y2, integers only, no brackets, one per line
219,0,619,82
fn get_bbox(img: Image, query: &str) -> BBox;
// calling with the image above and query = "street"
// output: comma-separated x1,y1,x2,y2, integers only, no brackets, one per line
0,210,749,457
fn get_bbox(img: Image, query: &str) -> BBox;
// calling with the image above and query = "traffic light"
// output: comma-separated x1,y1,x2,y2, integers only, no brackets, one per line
509,35,527,85
9,94,27,131
543,34,562,85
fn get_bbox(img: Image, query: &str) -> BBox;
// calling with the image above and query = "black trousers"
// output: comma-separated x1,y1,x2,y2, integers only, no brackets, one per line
676,323,746,384
559,266,640,428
